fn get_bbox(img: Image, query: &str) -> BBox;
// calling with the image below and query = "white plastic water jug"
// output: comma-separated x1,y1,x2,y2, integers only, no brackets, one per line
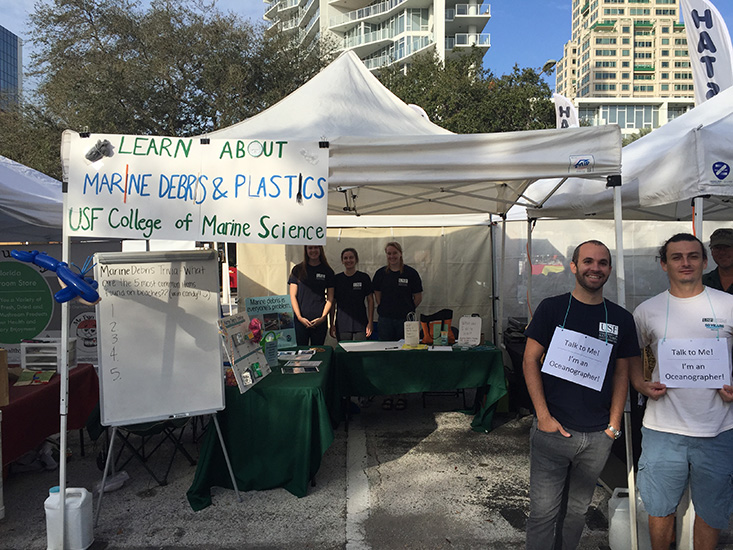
44,486,94,550
608,487,652,550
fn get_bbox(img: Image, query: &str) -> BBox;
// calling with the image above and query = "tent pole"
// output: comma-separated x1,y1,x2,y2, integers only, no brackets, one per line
610,177,639,550
59,177,71,546
495,216,504,346
693,197,703,237
526,219,532,320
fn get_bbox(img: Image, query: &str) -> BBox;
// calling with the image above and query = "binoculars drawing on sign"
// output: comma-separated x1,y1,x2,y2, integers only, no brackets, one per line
11,250,101,306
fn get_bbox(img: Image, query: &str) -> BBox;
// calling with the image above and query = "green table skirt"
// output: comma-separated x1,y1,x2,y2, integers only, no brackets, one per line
187,347,335,511
334,345,506,432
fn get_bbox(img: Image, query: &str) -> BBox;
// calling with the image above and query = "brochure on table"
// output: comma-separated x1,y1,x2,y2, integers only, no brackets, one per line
218,312,271,394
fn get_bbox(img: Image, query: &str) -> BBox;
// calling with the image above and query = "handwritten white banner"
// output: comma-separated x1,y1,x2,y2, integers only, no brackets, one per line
541,327,612,391
658,337,731,388
65,133,329,245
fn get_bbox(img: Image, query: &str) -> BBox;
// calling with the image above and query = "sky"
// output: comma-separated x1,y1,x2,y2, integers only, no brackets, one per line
2,0,733,84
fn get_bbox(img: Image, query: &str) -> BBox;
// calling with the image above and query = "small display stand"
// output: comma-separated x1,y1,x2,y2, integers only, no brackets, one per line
21,339,78,371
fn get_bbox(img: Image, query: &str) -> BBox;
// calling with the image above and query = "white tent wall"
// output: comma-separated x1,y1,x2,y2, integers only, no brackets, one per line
0,155,63,243
235,222,494,344
498,219,733,325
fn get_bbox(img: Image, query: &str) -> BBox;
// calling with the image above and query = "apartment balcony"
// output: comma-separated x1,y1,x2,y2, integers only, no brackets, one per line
329,0,410,32
339,26,398,58
446,32,490,50
590,20,616,30
279,0,302,13
328,0,375,10
264,0,280,20
300,8,320,42
445,2,490,32
363,35,434,71
634,20,654,27
281,16,300,32
634,64,654,71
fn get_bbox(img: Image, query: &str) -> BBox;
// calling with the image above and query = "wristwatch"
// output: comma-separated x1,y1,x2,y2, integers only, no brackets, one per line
607,425,622,439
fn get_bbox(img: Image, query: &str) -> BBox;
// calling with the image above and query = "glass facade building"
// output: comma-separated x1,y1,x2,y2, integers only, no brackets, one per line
0,25,23,106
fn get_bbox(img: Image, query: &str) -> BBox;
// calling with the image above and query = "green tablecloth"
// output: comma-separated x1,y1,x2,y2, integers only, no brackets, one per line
334,345,506,432
187,347,336,511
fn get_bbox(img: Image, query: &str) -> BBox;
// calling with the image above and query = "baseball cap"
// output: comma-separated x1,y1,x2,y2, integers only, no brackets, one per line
710,228,733,248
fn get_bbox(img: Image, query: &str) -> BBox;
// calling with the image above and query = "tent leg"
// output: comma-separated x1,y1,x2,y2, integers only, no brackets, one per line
526,219,533,319
693,197,703,237
490,219,499,345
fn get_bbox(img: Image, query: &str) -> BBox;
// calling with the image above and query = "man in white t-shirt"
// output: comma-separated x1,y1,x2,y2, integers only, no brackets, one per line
632,233,733,550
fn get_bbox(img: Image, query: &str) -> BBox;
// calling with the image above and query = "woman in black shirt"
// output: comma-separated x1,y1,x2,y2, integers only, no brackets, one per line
329,248,374,341
288,245,335,346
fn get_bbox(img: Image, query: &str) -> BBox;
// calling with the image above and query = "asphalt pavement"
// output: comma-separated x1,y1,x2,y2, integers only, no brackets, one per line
1,390,731,549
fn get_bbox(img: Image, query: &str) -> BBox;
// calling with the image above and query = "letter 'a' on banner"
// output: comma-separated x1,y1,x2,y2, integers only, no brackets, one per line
680,0,733,105
552,93,579,129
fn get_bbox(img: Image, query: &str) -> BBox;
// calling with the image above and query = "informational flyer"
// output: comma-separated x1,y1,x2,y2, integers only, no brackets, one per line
244,295,297,349
657,338,730,388
541,327,612,391
218,312,271,394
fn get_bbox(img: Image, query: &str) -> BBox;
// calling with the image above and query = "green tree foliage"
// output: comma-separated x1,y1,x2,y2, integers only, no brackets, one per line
378,50,555,133
622,126,653,146
0,102,65,179
0,0,332,178
27,0,330,136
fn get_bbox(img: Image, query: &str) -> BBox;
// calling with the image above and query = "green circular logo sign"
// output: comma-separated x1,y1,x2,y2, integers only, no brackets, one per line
0,261,54,343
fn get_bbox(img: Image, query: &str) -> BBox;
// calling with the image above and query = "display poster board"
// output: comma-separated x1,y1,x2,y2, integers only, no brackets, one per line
64,132,329,245
217,312,271,394
0,242,121,365
457,316,482,347
94,250,224,426
244,295,297,349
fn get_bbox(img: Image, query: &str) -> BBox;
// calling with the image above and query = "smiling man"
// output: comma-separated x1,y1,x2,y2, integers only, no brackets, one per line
632,233,733,550
523,240,639,550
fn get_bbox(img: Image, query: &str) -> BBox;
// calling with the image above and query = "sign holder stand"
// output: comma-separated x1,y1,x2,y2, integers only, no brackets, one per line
94,414,240,525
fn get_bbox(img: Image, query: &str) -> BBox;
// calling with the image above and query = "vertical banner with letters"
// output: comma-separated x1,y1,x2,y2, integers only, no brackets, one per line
552,93,579,129
64,132,329,245
680,0,733,104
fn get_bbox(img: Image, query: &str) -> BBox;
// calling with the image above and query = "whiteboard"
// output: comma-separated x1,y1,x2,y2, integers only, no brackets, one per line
94,250,224,426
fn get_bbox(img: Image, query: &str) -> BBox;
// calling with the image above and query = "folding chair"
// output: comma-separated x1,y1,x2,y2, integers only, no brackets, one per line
112,418,196,486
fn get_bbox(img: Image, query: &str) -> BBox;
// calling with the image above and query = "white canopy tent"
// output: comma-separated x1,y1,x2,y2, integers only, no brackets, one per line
523,84,733,225
207,51,623,218
0,155,63,243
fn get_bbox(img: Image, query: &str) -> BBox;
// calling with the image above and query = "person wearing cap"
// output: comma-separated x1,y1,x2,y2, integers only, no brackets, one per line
702,228,733,294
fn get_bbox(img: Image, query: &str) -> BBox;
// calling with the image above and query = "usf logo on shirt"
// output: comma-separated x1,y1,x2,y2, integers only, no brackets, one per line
598,322,619,344
398,277,408,287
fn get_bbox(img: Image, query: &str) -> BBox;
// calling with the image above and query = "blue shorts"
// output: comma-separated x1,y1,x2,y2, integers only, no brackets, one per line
637,427,733,530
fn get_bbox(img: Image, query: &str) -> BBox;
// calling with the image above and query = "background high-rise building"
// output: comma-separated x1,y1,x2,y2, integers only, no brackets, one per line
0,25,23,107
264,0,491,71
555,0,694,135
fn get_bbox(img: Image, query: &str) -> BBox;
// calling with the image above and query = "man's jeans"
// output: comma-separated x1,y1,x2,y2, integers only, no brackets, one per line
526,417,613,550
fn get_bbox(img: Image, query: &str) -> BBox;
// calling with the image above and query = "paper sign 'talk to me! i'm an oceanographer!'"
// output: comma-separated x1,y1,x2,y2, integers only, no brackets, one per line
63,132,329,245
